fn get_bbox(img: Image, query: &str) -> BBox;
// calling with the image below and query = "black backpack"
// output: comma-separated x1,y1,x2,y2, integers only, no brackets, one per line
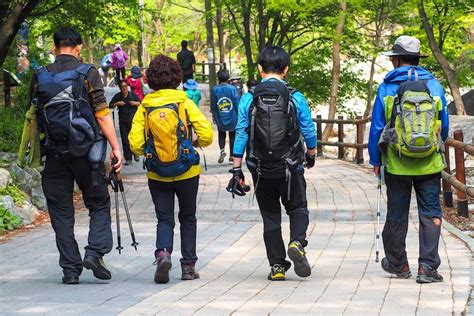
246,80,304,179
35,64,99,158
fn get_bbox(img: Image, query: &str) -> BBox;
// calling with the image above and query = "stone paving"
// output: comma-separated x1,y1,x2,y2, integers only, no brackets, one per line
0,88,471,315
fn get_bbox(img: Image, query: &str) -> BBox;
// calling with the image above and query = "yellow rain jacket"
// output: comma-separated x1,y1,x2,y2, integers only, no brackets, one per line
129,89,213,182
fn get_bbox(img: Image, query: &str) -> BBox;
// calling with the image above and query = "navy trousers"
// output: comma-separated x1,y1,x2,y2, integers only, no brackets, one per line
383,172,442,269
148,176,199,264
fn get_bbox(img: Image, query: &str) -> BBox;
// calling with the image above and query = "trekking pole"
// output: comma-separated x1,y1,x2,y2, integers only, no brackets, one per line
111,158,138,250
375,174,382,263
116,172,139,250
109,164,124,254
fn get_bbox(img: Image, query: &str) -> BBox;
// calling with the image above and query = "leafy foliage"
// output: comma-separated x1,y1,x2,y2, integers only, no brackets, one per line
0,205,22,233
0,184,26,204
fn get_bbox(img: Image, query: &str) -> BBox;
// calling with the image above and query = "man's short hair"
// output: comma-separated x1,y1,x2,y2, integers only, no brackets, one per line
257,46,290,74
53,27,83,48
217,68,230,83
399,55,420,66
181,40,188,49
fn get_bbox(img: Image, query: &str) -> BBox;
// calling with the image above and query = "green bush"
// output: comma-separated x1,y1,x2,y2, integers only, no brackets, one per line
0,184,26,204
0,204,22,233
0,107,24,153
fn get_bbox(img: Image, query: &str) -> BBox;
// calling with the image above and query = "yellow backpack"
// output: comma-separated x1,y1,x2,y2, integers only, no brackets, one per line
144,103,199,177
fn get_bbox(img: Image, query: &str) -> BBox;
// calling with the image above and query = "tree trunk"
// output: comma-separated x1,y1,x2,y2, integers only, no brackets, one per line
363,32,381,118
322,1,346,141
205,0,217,88
0,0,41,68
86,35,94,64
418,0,466,115
215,0,225,64
242,3,255,80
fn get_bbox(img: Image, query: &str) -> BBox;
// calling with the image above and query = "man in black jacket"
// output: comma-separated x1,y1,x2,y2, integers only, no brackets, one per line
177,40,196,85
31,27,123,285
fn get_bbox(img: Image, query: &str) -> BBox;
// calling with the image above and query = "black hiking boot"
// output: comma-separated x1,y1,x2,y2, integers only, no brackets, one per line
83,255,112,280
62,276,79,285
287,240,311,278
267,264,286,281
154,250,172,284
416,263,443,284
381,257,412,279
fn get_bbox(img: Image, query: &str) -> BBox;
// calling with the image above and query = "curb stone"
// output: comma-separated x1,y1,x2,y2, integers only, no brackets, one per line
442,221,473,316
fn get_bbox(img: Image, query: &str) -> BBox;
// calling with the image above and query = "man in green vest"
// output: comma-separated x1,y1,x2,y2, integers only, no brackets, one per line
368,35,449,284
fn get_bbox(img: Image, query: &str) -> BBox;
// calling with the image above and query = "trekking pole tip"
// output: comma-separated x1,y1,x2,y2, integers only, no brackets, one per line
375,251,379,263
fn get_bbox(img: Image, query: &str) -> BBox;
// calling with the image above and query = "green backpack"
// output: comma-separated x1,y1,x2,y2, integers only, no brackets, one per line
380,68,442,159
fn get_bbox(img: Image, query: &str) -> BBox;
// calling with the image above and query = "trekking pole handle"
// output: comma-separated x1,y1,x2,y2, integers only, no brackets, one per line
111,157,123,182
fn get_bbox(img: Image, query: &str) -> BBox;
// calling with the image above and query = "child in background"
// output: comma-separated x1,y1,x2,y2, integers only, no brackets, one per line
184,79,201,107
126,66,145,101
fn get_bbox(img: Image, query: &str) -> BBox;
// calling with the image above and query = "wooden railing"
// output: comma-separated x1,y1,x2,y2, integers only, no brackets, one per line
194,61,226,82
442,130,474,218
313,115,371,164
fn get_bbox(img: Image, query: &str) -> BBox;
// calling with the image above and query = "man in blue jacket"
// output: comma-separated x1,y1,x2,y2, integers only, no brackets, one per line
368,35,449,284
211,69,240,163
227,46,316,281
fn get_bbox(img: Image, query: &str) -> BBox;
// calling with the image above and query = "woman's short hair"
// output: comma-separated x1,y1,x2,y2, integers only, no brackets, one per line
146,55,183,90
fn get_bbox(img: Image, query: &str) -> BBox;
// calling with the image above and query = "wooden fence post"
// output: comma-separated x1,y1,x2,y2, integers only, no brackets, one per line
316,115,323,157
356,116,363,164
453,130,468,217
442,143,453,207
337,115,344,159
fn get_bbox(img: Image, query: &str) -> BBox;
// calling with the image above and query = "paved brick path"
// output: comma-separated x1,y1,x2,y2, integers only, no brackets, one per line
0,88,471,314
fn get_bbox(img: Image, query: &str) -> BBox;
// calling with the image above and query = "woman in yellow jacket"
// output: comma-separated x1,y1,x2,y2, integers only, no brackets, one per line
129,55,213,284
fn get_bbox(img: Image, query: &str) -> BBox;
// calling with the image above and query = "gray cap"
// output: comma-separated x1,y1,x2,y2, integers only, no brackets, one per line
382,35,428,58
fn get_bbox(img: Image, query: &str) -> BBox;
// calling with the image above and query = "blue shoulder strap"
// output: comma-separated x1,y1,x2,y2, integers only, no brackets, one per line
73,64,93,98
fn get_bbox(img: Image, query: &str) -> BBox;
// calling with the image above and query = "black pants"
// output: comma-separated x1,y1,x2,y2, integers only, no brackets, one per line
383,172,442,269
218,130,236,156
119,114,135,161
42,155,112,278
252,170,309,270
148,176,199,264
115,67,126,82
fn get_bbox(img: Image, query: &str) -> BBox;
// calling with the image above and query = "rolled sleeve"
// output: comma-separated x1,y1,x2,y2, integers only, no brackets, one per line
85,67,107,112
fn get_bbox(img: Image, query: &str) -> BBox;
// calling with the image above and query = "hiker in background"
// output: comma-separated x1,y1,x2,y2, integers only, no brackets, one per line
227,46,316,281
110,80,140,165
31,27,123,285
177,40,196,86
126,66,146,101
99,52,112,86
184,79,202,107
229,73,244,97
210,68,240,164
246,79,258,93
368,35,449,284
129,55,213,284
112,44,128,83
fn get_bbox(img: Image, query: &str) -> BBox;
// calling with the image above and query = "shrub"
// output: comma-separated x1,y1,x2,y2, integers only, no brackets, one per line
0,107,24,153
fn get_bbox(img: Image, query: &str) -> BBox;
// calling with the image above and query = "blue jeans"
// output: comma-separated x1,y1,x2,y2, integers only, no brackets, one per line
382,172,442,269
148,176,199,264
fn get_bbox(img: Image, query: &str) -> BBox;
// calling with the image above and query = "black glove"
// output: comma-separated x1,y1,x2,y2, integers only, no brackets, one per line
305,152,315,169
226,167,248,198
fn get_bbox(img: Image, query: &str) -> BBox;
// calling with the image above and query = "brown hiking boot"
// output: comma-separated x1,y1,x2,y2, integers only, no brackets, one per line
181,262,200,280
381,257,412,278
154,250,172,284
